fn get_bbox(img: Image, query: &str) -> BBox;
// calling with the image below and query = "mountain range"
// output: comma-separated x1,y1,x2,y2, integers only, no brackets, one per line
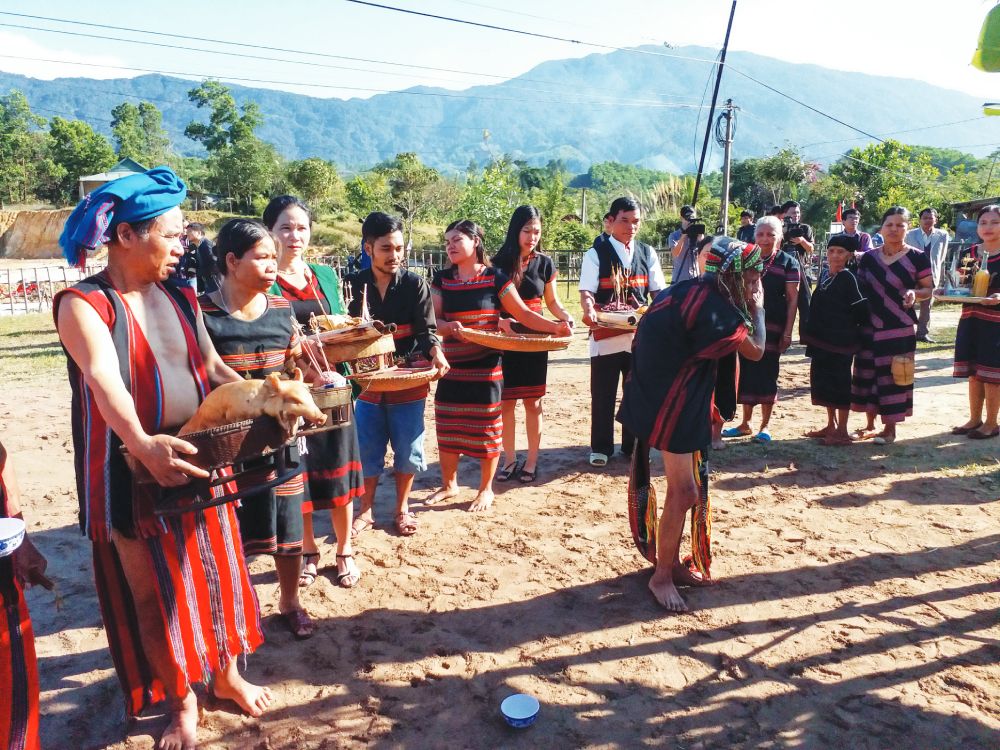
1,45,996,174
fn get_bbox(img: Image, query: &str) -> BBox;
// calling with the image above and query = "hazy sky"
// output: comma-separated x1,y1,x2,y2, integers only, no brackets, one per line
0,0,995,103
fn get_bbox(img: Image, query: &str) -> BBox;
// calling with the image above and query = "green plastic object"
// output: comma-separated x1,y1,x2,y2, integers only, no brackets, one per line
973,5,1000,72
985,103,1000,117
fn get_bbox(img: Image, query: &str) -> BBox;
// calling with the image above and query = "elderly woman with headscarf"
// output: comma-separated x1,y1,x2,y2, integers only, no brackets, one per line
618,238,767,613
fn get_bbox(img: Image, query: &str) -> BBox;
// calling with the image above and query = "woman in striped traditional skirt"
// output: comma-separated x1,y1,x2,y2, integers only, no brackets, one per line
264,196,365,589
491,206,574,483
850,207,933,445
723,216,800,442
426,220,572,511
949,204,1000,439
199,218,315,639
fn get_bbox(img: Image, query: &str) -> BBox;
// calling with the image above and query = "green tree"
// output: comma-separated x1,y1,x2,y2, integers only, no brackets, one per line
0,90,52,206
374,152,444,246
456,159,522,249
138,102,171,166
345,172,391,221
829,140,939,222
185,81,276,212
286,158,344,212
111,102,144,161
45,117,116,204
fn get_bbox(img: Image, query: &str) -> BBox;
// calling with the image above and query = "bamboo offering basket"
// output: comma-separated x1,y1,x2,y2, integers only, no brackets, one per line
354,366,439,393
458,329,572,353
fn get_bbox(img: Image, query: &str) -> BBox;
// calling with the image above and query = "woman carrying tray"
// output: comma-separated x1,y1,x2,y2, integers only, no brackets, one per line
949,204,1000,439
427,220,572,511
199,218,315,638
264,196,365,589
492,206,574,483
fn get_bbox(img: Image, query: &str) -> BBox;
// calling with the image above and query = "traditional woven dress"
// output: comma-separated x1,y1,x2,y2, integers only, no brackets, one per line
494,253,556,401
803,268,869,408
431,266,513,458
271,266,364,512
736,250,800,405
851,247,932,422
54,273,263,718
0,448,40,750
200,293,305,556
954,250,1000,384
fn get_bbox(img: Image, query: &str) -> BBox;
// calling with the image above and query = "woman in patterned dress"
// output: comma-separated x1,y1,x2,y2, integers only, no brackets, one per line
948,204,1000,439
199,218,314,638
491,206,574,483
723,216,800,442
264,196,365,589
425,220,572,511
850,206,933,445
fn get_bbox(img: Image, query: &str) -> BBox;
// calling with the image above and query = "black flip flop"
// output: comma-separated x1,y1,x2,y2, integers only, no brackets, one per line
496,460,522,482
518,465,537,483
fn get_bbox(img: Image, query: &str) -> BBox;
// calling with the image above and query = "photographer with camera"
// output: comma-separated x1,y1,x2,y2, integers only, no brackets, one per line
780,201,815,333
668,205,706,285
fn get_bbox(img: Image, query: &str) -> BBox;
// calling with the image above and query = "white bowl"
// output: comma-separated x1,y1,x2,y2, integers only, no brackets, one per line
500,693,539,729
0,517,26,558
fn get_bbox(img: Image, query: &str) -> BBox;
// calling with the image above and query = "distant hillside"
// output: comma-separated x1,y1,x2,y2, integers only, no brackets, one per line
1,46,995,173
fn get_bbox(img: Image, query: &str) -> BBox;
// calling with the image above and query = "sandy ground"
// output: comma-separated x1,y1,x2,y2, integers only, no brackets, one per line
3,306,999,750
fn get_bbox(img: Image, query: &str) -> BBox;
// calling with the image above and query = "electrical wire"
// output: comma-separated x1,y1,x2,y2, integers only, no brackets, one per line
0,54,715,109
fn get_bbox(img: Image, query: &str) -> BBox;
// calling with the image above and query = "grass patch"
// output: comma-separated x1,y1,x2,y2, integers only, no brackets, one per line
0,313,65,382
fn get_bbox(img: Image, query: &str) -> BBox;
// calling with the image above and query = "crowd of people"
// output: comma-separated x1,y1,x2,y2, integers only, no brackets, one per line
2,164,998,749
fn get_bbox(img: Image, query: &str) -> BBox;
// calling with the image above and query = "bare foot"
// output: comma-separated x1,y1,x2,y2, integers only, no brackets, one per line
673,561,716,588
468,489,494,512
213,670,273,718
822,432,853,446
711,438,726,450
648,573,688,612
804,426,833,438
424,487,459,506
159,691,198,750
851,427,878,441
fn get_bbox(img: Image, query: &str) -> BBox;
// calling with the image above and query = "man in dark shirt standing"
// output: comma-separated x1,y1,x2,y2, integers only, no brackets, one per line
345,212,449,537
184,222,218,293
736,211,756,243
780,201,815,335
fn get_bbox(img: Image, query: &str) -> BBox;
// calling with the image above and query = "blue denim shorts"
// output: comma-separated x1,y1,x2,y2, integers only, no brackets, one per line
355,398,427,477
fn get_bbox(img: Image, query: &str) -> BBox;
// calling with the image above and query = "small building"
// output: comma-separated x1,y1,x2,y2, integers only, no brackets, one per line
78,158,148,199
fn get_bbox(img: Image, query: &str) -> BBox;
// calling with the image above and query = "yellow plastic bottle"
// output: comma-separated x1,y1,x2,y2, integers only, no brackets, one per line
972,267,990,297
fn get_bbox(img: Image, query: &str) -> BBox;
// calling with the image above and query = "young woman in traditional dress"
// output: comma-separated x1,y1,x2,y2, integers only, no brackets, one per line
723,216,800,442
264,196,365,588
850,207,933,445
949,204,1000,439
491,206,573,483
426,220,572,511
198,218,315,638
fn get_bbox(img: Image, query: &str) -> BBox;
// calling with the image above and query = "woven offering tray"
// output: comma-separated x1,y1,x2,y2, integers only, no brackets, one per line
122,415,293,485
354,366,438,392
933,292,994,303
459,328,572,352
319,329,397,371
298,385,354,435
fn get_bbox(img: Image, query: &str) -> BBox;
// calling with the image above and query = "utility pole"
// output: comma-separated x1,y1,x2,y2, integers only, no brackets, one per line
581,188,588,224
693,0,737,207
718,99,736,234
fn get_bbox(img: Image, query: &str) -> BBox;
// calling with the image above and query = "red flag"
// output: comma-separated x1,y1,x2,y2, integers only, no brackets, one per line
851,200,856,209
835,201,842,222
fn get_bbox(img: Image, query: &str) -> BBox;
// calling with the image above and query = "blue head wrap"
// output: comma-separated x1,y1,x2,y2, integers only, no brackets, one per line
59,166,187,268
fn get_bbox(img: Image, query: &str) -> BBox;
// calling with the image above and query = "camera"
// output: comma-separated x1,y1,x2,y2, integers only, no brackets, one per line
784,221,806,240
685,222,706,239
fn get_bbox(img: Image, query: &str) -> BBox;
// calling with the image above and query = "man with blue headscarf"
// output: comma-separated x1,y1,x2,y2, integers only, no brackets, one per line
618,238,767,613
54,167,272,749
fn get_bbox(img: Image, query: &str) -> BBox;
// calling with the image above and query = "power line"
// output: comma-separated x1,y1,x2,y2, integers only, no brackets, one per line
0,11,703,105
0,54,715,110
345,0,890,144
799,117,991,148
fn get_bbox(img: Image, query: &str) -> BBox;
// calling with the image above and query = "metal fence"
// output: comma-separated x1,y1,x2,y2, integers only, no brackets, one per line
0,263,108,316
0,248,678,317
